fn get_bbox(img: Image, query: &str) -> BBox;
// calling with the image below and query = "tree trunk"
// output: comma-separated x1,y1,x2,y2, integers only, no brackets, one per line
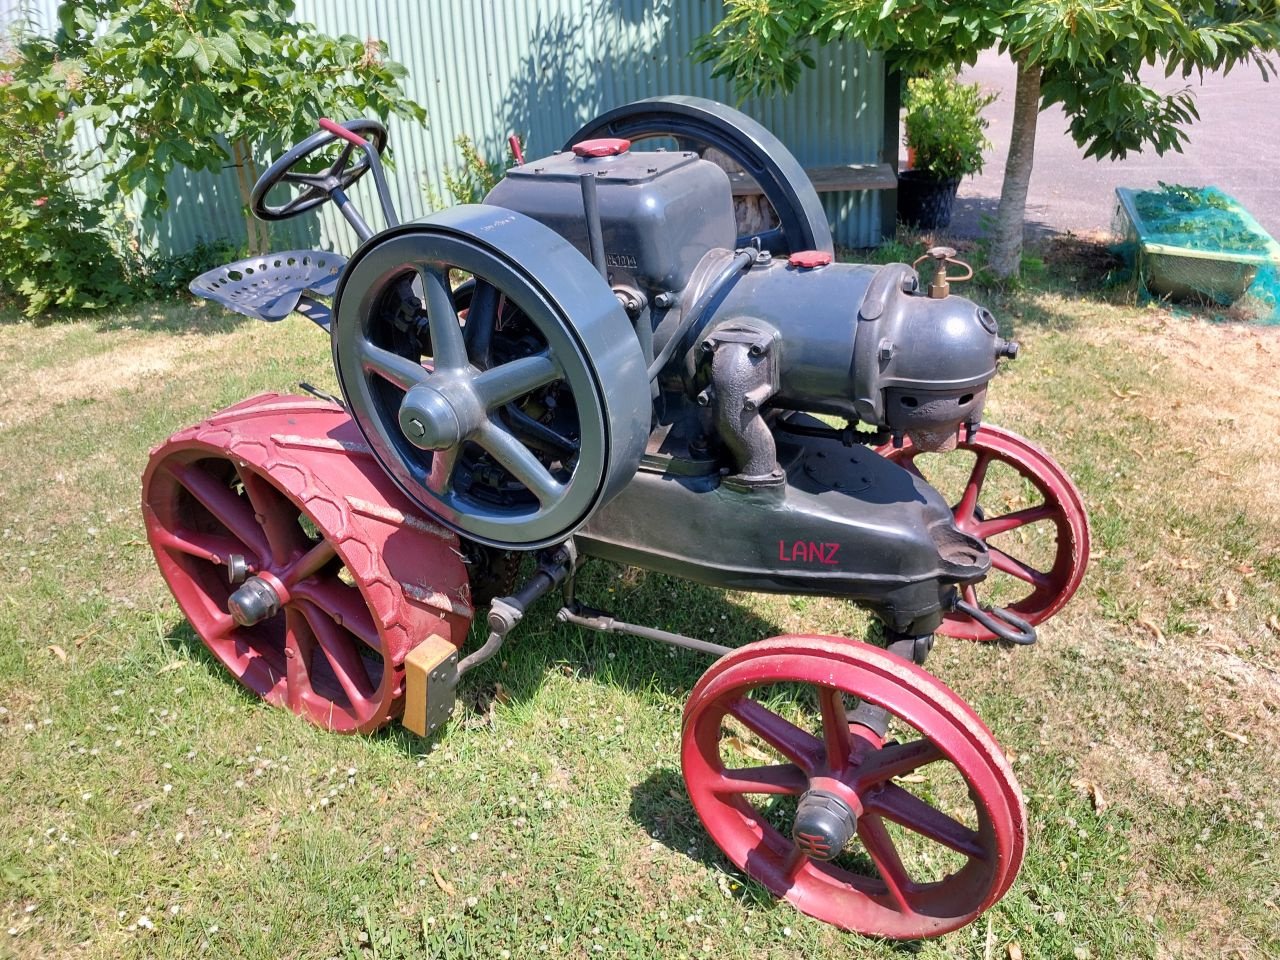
232,137,269,256
989,55,1042,279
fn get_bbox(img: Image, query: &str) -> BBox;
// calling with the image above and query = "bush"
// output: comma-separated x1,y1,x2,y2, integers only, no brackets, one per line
0,48,136,318
903,72,996,181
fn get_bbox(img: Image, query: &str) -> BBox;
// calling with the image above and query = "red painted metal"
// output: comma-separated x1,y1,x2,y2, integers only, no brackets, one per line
877,425,1090,641
318,118,370,148
141,393,473,733
787,250,834,268
571,137,631,158
508,133,526,166
682,635,1026,939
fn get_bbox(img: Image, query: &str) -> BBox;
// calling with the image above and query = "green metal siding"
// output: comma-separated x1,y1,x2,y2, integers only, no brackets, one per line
12,0,887,253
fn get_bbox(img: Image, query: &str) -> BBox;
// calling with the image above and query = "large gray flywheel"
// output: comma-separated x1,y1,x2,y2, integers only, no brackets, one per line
332,205,651,549
566,96,833,256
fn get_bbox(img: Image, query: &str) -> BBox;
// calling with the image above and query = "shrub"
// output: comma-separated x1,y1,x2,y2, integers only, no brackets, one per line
903,73,996,181
0,46,135,317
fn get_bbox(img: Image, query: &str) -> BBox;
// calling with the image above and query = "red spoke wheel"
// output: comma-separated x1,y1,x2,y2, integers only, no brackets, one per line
142,393,473,733
682,635,1026,939
877,425,1090,641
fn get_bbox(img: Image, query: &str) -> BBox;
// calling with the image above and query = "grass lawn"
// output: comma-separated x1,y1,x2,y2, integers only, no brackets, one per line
1,235,1278,959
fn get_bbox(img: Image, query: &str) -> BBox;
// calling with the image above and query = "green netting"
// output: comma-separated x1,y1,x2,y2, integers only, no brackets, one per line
1111,183,1280,324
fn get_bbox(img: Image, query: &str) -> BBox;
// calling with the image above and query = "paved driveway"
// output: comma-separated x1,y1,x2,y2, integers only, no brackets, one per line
950,51,1280,240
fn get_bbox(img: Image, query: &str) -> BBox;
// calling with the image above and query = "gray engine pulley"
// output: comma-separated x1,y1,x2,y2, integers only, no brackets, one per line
332,205,652,549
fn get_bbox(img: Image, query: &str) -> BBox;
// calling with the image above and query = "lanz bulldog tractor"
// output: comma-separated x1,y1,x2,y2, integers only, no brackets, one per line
141,97,1090,939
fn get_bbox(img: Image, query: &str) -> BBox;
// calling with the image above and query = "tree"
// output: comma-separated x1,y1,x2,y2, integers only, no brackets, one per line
695,1,1280,276
7,0,425,254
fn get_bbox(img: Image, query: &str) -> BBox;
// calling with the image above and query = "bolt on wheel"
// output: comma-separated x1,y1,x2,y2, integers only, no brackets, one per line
142,393,472,733
878,425,1090,641
682,635,1026,939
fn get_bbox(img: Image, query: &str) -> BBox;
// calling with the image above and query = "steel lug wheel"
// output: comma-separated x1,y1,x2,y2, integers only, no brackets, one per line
142,393,473,733
877,425,1091,641
566,95,833,255
682,635,1026,939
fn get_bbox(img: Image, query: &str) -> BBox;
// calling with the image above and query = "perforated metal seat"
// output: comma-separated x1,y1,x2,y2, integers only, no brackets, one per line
188,250,347,323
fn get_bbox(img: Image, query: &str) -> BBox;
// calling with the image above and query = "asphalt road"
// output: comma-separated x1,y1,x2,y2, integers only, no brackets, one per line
949,51,1280,240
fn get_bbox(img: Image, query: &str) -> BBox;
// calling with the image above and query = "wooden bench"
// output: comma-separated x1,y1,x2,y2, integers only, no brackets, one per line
725,162,897,197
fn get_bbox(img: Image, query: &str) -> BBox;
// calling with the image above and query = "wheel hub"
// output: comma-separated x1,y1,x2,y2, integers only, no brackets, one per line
227,575,283,627
793,788,859,861
398,376,479,450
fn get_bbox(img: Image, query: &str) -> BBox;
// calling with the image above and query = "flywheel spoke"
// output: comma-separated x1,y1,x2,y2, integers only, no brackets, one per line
709,763,808,796
473,352,559,409
425,445,459,497
360,342,429,391
725,696,825,775
166,461,270,563
477,421,566,505
418,266,469,371
863,783,987,861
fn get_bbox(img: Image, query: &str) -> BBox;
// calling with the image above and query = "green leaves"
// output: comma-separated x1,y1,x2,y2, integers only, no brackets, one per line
902,72,996,180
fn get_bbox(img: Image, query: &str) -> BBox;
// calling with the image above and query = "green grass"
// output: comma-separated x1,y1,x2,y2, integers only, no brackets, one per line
2,240,1279,959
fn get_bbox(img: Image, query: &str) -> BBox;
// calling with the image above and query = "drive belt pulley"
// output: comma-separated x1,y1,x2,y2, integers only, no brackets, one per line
331,204,651,549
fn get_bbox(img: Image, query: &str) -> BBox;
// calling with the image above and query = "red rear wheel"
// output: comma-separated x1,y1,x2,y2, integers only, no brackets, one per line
878,425,1090,641
142,393,473,733
682,635,1025,939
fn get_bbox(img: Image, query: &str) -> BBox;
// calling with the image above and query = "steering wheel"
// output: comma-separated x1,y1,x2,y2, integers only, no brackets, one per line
250,118,389,222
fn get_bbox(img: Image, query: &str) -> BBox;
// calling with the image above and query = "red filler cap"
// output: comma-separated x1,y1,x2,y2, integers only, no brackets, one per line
571,138,632,158
787,250,834,269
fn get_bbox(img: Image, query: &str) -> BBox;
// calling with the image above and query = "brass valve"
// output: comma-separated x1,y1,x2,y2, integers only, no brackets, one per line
913,246,974,299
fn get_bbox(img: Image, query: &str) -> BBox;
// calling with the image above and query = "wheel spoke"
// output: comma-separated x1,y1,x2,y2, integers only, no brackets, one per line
897,452,925,480
284,607,316,712
153,526,246,565
279,186,325,215
817,687,852,773
974,503,1058,539
954,451,992,523
418,267,469,371
473,353,559,409
292,579,382,654
476,421,565,506
709,763,808,796
278,538,338,587
165,461,270,563
853,738,944,788
857,814,917,915
462,280,499,364
726,696,824,774
235,464,305,566
360,342,428,391
864,783,987,860
988,545,1053,590
300,600,374,707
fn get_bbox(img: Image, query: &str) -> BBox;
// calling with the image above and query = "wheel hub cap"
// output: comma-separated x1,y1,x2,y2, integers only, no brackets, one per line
793,788,859,861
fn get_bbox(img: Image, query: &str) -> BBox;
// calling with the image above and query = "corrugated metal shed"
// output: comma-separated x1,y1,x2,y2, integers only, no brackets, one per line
10,0,888,252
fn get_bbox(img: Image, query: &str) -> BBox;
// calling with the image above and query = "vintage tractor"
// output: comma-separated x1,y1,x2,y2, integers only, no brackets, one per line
141,98,1089,940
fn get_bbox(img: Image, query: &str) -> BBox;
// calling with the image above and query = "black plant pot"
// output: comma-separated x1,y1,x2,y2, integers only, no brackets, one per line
896,169,961,230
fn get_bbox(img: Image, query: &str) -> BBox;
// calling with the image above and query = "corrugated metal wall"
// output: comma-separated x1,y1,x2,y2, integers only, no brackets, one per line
10,0,887,252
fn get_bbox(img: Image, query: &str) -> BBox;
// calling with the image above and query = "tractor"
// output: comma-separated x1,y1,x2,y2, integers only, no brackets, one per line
141,98,1089,939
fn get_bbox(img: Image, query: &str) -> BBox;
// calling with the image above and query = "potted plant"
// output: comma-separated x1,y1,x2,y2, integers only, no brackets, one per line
899,72,996,230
